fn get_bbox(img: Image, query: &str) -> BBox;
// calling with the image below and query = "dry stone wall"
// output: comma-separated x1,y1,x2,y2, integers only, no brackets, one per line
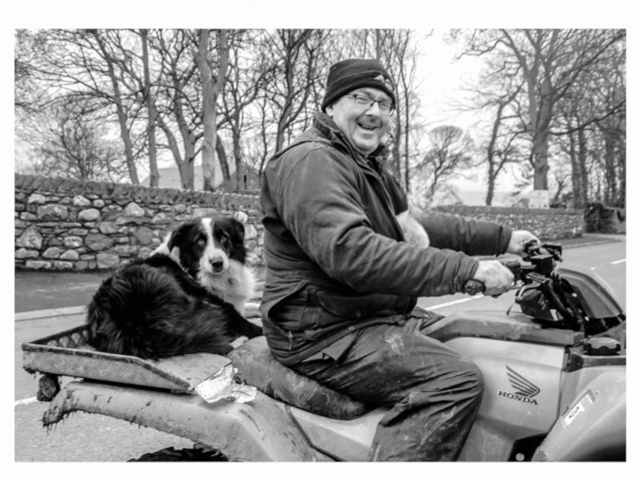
15,174,263,271
432,205,584,240
15,174,586,272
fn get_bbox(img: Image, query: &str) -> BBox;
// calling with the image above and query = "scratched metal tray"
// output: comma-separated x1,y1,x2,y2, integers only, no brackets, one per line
22,325,231,392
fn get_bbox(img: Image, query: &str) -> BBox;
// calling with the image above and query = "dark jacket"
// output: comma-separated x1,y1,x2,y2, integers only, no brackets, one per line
260,112,512,365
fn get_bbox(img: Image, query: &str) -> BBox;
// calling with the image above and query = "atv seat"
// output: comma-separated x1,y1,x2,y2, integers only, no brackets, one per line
229,336,372,420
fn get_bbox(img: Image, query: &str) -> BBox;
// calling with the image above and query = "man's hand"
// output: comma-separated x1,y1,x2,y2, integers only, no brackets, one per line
506,230,540,257
472,260,514,296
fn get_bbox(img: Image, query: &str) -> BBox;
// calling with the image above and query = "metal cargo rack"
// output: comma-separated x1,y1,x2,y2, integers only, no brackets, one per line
22,324,231,393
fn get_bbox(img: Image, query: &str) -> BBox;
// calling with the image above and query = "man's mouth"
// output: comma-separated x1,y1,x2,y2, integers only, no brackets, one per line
358,123,377,132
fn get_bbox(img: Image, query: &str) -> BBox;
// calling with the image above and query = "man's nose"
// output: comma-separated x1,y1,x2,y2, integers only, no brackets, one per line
365,100,382,116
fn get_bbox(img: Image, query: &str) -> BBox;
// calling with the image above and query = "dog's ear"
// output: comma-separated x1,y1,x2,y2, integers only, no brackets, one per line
232,211,248,225
152,227,183,261
152,232,172,256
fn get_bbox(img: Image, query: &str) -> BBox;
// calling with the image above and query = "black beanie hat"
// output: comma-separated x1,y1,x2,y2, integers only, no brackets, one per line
321,58,396,112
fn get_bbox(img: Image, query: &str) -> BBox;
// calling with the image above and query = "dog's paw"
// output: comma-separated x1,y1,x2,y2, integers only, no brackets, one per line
233,211,249,224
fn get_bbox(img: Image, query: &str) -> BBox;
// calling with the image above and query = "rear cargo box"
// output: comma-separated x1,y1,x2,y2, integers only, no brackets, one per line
22,325,231,393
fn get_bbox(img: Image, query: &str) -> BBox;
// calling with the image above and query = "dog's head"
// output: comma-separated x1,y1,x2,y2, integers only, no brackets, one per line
153,213,248,280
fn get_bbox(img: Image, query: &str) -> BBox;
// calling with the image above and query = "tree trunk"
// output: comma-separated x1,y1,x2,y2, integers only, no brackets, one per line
486,163,495,206
156,113,196,190
602,128,617,205
568,129,583,208
531,132,550,190
617,122,626,208
577,127,589,205
197,29,229,192
216,138,230,182
141,29,159,187
232,127,243,190
391,115,402,181
179,161,195,190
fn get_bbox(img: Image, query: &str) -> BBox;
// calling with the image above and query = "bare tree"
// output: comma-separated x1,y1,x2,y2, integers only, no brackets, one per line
411,125,475,206
457,29,625,195
152,29,202,189
20,98,128,182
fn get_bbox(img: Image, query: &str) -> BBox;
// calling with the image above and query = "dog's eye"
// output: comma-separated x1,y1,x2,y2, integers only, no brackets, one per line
197,238,206,247
220,235,229,246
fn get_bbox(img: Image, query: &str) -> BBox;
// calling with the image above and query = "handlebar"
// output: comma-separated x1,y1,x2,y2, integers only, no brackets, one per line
462,241,562,296
463,260,522,296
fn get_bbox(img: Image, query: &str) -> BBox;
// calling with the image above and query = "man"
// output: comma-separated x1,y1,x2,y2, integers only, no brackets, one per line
260,58,538,461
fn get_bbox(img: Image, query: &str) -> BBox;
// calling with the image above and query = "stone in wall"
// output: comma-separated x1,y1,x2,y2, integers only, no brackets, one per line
116,216,144,226
114,245,139,255
16,225,43,249
98,222,119,234
85,233,115,252
64,236,84,248
124,202,145,217
192,207,220,218
61,250,80,261
15,248,39,259
132,226,154,245
78,208,101,221
151,213,171,224
37,204,69,221
245,224,258,241
25,260,51,270
73,195,92,207
53,261,73,270
28,193,46,204
96,253,119,269
43,247,63,259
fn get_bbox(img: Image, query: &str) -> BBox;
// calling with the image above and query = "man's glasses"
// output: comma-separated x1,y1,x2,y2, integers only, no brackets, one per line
346,93,394,114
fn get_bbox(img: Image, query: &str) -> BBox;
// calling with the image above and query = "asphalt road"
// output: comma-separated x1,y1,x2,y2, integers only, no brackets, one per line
14,238,626,462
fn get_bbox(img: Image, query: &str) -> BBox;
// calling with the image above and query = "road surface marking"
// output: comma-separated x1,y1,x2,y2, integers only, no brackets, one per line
15,397,38,407
429,295,483,310
15,305,86,322
611,259,626,265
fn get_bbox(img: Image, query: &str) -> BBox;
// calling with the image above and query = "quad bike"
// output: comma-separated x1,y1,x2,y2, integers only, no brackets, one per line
22,242,626,461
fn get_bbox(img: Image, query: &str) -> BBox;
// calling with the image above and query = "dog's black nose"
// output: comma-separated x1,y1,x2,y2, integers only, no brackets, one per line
210,259,224,271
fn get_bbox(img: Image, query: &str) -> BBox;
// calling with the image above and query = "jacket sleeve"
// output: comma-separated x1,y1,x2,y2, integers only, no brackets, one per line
410,207,512,257
274,147,479,297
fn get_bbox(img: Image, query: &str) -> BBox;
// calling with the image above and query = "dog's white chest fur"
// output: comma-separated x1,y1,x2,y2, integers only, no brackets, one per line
396,210,430,248
199,260,257,316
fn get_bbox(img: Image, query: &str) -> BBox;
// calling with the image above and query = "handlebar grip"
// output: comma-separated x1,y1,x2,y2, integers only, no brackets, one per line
464,279,485,296
504,260,521,282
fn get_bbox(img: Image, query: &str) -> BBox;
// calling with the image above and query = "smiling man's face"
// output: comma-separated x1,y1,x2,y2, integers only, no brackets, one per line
326,87,392,157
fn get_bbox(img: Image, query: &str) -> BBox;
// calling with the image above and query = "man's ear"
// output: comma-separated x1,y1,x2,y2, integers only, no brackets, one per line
325,103,334,117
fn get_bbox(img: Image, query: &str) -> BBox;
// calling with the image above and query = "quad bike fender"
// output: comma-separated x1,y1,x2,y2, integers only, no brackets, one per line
532,368,625,461
44,380,331,462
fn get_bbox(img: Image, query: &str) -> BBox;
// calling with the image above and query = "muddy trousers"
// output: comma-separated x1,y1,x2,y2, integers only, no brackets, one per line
290,316,484,461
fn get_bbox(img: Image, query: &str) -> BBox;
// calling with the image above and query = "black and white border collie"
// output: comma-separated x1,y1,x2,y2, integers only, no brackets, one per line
86,213,262,360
